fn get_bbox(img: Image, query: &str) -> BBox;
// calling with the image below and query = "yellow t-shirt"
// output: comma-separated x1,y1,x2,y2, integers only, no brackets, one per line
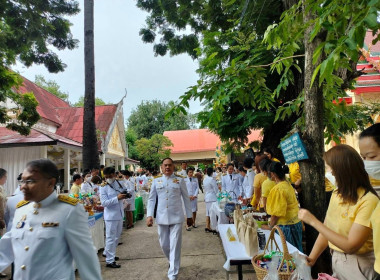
325,178,335,192
371,202,380,273
262,178,276,198
70,183,81,195
266,181,300,225
288,162,301,184
273,158,281,163
251,173,267,206
325,188,379,254
370,177,380,187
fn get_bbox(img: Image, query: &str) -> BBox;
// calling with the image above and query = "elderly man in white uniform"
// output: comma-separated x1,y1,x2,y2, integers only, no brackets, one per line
221,163,241,202
100,166,128,268
0,159,101,280
184,167,199,230
147,158,193,280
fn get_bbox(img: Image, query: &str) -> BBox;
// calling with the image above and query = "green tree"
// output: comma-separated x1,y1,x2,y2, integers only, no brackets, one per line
136,134,173,170
125,128,139,160
73,96,108,107
0,0,79,135
127,100,197,139
35,75,69,101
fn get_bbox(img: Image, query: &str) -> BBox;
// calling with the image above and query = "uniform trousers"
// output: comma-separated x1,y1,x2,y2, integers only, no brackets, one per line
331,250,376,280
104,219,123,264
157,223,183,280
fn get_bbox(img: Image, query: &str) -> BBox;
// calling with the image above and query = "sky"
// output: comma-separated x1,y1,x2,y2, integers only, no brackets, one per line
14,0,201,122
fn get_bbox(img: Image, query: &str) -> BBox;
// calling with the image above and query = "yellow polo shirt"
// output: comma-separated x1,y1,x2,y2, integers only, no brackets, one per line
288,162,301,184
70,183,81,195
325,188,379,254
266,181,300,225
251,173,267,206
371,202,380,273
262,178,276,198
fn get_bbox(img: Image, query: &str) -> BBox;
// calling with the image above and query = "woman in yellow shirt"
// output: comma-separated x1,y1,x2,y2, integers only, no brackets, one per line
263,161,303,252
263,147,281,162
259,158,276,211
299,145,379,280
251,154,269,209
359,123,380,280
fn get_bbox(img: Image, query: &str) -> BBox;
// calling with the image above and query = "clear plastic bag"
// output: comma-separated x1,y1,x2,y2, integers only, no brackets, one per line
263,255,280,280
289,252,312,280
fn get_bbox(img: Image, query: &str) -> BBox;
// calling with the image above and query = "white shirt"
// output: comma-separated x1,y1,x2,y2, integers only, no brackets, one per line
203,176,219,202
81,181,94,194
221,173,241,201
99,179,126,221
241,169,255,199
184,177,199,197
0,192,101,280
147,174,192,225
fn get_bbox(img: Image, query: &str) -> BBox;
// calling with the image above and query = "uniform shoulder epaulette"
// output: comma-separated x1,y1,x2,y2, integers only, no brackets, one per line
16,200,30,208
100,181,107,187
176,174,185,178
58,195,79,206
154,175,162,178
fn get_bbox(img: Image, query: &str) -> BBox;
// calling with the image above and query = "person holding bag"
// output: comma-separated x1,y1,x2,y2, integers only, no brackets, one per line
299,145,379,280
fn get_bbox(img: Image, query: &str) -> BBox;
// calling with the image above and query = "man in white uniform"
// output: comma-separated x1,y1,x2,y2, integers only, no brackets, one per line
147,158,193,280
241,158,255,202
100,167,127,268
221,163,241,202
184,167,199,230
0,159,101,280
177,162,187,177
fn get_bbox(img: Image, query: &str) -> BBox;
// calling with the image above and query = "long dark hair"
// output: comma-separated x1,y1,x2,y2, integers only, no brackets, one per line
324,144,378,204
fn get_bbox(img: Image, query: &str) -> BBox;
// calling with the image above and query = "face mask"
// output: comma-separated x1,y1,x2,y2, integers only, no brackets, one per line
106,178,115,184
325,172,336,187
364,160,380,180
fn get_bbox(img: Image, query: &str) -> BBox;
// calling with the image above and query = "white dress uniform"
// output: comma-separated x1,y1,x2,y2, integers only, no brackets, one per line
81,181,94,194
147,174,192,280
203,176,219,216
99,179,126,264
0,192,101,280
178,169,187,177
241,169,255,199
184,177,199,212
121,179,136,211
221,173,241,202
4,192,24,232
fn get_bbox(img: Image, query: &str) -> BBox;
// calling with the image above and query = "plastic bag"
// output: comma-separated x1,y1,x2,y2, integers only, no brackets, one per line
317,273,338,280
289,251,312,280
263,255,280,280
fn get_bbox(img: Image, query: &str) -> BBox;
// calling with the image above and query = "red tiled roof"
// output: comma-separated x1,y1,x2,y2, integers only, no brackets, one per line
0,127,81,148
55,105,117,144
163,129,262,154
15,77,70,126
364,30,380,53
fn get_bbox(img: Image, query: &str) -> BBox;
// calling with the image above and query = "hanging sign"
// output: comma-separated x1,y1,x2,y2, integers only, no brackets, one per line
280,133,309,164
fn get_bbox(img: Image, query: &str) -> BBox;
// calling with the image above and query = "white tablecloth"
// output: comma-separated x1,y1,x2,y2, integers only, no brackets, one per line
89,216,105,252
218,224,301,271
210,202,230,231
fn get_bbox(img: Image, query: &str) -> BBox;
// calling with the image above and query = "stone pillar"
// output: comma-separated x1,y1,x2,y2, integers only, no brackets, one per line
77,161,81,174
64,148,71,191
121,158,125,170
101,153,106,165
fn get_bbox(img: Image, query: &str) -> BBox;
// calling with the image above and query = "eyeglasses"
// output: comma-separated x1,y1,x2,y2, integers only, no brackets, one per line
19,179,38,186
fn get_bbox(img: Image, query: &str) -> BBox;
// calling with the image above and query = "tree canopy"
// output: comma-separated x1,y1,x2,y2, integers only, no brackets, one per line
35,75,69,101
135,134,173,170
0,0,79,135
125,128,139,160
73,96,108,107
127,100,197,139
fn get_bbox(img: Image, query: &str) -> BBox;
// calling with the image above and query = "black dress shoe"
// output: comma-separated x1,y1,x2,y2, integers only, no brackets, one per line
106,262,121,268
118,242,123,246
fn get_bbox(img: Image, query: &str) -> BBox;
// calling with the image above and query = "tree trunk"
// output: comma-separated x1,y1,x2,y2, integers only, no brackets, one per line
83,0,99,170
300,2,331,276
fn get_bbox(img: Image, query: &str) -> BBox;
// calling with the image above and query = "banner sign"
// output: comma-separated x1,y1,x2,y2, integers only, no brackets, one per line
280,133,309,164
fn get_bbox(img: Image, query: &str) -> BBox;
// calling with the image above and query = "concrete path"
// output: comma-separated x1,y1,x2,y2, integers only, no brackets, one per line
91,192,257,280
